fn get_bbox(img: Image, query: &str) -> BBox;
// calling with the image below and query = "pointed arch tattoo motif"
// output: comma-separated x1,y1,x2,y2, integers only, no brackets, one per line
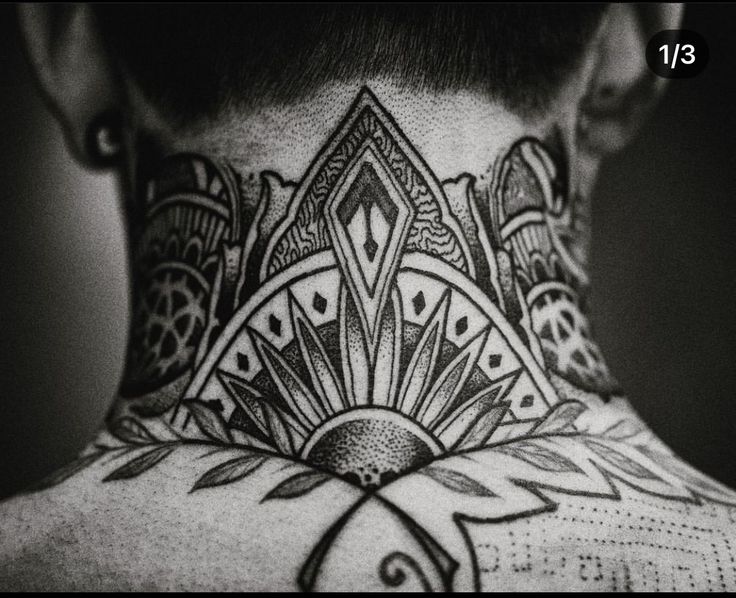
37,87,736,591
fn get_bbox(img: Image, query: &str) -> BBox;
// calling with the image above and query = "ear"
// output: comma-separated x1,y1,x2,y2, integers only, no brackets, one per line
18,3,124,167
577,3,684,155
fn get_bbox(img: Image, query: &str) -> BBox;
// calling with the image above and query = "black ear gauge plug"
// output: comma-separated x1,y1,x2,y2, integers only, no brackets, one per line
85,109,124,168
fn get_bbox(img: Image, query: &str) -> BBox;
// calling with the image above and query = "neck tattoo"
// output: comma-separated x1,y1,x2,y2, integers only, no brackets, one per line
33,87,736,592
117,87,614,486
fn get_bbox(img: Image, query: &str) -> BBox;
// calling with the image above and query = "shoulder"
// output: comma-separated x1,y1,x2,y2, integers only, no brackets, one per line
0,446,366,591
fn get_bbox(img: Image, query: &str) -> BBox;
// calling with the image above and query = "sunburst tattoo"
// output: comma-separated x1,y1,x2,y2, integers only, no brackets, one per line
169,89,559,488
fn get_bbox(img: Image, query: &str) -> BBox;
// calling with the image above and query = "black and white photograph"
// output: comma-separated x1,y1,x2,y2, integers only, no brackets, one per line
1,2,735,591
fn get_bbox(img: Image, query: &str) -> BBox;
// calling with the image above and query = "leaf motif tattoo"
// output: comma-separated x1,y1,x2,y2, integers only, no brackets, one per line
532,400,587,435
103,446,177,482
583,438,661,481
109,417,159,445
495,440,584,474
183,399,233,444
420,465,496,497
191,454,269,492
261,470,333,502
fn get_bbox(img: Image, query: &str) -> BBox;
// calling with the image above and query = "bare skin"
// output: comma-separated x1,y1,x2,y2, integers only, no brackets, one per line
3,4,735,592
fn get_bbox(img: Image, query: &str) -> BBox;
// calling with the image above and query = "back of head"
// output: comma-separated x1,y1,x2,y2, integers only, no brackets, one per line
93,3,607,124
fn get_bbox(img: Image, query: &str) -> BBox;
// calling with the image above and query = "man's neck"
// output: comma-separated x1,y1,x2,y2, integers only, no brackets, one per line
106,83,630,488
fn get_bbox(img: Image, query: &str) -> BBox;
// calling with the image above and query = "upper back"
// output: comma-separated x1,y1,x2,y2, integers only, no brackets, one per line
2,430,735,592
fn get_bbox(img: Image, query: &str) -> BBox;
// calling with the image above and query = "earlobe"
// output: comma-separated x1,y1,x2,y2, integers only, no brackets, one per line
577,3,684,155
18,3,124,167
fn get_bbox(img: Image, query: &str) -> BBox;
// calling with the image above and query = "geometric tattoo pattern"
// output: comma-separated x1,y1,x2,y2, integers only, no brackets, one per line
483,138,619,395
120,154,242,396
34,87,736,591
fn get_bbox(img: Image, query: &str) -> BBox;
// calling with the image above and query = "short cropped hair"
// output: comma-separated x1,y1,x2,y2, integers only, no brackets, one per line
93,3,607,124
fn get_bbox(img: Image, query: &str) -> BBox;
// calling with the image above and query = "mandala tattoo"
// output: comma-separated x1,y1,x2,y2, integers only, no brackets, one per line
121,154,243,396
35,88,736,591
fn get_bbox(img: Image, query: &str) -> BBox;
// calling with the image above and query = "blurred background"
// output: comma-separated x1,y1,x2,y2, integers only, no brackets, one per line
0,3,735,498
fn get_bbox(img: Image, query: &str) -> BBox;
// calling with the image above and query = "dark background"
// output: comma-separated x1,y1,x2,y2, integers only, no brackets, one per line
0,4,734,498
